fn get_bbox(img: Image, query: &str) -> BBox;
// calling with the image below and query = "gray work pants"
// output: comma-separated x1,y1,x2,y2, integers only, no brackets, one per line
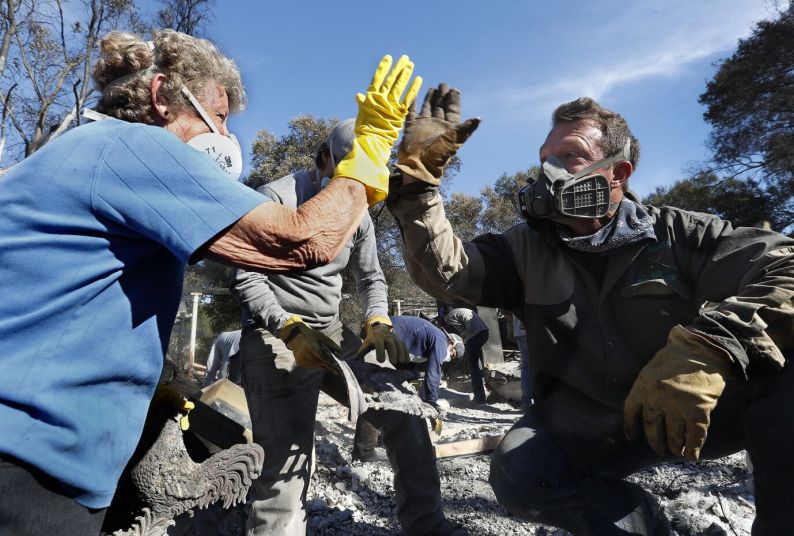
489,359,794,536
241,321,443,536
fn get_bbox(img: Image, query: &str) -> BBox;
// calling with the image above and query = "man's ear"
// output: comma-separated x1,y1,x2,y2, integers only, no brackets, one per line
151,73,170,124
611,160,634,188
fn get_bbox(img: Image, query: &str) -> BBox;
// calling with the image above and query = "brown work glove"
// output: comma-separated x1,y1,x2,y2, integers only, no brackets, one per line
278,315,341,373
395,83,480,186
356,315,410,365
624,325,740,462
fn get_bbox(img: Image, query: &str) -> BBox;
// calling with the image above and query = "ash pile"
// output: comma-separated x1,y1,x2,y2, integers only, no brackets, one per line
149,368,756,536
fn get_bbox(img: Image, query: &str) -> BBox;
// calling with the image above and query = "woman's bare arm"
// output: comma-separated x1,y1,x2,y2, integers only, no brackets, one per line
203,179,368,272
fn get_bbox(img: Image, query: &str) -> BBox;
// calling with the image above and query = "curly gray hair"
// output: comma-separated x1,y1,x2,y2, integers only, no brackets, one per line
92,29,245,124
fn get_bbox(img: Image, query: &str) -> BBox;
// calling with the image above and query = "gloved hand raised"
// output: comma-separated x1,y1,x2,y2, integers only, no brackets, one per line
395,83,481,186
278,315,341,374
623,325,740,462
334,55,422,206
356,315,410,365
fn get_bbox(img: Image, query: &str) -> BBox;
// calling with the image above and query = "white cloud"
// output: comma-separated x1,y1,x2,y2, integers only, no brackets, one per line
470,0,774,122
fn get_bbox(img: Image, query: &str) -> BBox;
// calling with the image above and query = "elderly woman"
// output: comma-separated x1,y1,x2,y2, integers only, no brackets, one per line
0,29,419,534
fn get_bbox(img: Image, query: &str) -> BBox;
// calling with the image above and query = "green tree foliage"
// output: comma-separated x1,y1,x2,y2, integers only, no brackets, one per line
480,168,535,234
183,260,239,333
644,172,778,228
445,192,483,242
247,115,338,189
698,4,794,228
168,259,239,367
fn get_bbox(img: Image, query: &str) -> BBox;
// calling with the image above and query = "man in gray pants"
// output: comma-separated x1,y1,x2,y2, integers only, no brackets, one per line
232,120,465,536
443,307,489,403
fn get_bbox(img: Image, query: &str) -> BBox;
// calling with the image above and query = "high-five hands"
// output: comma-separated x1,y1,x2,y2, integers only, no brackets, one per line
395,83,481,186
334,55,423,205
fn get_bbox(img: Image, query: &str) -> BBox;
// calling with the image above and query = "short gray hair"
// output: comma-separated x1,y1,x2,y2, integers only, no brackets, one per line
552,97,640,169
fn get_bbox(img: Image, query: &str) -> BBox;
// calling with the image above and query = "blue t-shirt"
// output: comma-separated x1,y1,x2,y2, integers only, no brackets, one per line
390,315,448,365
0,119,265,508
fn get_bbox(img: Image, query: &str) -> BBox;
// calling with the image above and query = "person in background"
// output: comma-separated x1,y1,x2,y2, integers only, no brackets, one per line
0,28,418,534
231,120,465,536
512,314,533,409
444,307,489,403
392,315,464,406
352,314,464,461
204,330,243,386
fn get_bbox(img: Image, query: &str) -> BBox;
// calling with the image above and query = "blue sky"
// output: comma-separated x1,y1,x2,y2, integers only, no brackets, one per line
210,0,781,198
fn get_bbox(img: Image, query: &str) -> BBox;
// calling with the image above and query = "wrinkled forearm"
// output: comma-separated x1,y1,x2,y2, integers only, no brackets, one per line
205,180,368,273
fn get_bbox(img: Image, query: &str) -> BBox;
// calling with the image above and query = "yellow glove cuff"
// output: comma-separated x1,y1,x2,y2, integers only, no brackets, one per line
278,315,305,343
333,138,392,206
366,315,392,328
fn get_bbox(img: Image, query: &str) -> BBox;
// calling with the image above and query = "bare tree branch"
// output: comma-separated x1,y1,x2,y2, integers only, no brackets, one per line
0,82,18,163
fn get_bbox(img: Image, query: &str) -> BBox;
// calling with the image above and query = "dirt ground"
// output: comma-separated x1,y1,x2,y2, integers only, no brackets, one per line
169,371,756,536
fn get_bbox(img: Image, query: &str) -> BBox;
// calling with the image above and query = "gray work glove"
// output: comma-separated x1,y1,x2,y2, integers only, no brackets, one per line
395,83,480,186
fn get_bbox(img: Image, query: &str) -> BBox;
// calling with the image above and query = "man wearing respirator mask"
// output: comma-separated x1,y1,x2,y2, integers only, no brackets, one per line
387,88,794,536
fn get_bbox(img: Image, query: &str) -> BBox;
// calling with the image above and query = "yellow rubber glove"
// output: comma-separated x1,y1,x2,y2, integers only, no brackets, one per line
334,55,423,206
153,384,195,431
356,315,410,365
623,325,740,462
396,83,481,186
278,315,341,373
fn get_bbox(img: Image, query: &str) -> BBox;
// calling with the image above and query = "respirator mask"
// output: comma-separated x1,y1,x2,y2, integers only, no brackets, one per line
83,84,243,181
517,138,631,221
182,86,243,180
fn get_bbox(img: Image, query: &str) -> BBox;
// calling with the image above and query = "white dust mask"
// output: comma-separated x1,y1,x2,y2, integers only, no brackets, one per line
181,86,243,180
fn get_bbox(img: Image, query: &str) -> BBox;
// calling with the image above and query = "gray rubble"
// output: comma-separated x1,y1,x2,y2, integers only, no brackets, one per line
165,370,757,536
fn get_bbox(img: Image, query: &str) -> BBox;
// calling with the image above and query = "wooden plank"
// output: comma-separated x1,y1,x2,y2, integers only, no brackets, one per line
434,434,504,458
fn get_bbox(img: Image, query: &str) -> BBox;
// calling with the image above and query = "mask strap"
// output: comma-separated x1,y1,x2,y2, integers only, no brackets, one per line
572,138,631,179
180,85,220,134
82,108,112,122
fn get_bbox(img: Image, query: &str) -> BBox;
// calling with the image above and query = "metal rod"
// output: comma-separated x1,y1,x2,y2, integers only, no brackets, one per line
188,293,201,369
